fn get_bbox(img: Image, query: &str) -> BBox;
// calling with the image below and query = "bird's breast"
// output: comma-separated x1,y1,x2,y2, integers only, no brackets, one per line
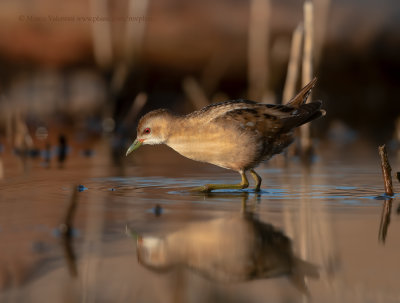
166,123,260,170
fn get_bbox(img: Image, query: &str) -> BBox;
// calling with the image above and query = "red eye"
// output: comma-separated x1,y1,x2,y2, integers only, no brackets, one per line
144,128,151,134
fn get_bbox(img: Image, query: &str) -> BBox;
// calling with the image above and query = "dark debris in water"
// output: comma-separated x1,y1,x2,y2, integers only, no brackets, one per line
31,241,52,254
52,227,80,238
171,188,272,196
77,184,88,192
81,149,95,157
374,194,395,200
147,204,163,216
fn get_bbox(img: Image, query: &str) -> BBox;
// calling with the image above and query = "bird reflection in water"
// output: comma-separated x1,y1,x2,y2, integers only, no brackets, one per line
128,202,319,295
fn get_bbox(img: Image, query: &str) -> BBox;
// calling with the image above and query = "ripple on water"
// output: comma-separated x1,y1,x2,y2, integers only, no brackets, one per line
90,175,388,208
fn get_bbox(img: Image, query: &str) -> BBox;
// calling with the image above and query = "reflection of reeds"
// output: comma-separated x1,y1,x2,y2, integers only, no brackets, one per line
60,185,79,277
378,199,392,244
300,1,314,157
80,141,109,301
283,163,339,300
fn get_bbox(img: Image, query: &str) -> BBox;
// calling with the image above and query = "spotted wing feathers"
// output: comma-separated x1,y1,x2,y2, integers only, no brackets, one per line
186,99,258,123
212,101,324,136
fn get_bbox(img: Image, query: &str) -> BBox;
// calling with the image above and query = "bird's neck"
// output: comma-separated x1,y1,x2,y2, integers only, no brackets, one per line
163,115,200,145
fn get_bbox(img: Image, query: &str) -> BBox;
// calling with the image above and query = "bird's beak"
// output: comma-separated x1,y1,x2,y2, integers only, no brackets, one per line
126,139,143,156
125,224,141,240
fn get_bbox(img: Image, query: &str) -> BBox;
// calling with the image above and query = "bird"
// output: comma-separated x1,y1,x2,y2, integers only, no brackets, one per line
126,78,325,192
128,213,319,294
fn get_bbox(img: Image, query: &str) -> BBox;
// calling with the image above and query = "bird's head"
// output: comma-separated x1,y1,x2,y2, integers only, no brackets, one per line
126,109,173,156
136,236,170,269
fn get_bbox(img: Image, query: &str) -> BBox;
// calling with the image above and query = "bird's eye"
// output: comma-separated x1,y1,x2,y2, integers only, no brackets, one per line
144,128,151,134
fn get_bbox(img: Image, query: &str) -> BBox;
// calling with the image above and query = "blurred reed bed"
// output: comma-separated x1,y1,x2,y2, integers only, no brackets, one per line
2,0,399,159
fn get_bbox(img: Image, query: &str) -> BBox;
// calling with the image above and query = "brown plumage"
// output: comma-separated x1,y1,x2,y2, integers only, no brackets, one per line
126,78,325,192
133,213,319,294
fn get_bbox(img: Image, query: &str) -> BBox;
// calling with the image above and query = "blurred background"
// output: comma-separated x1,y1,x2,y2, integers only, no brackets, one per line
0,0,399,165
1,1,400,302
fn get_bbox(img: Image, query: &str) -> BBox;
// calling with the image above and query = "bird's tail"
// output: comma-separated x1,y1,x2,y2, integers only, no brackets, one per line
286,77,317,108
296,101,326,126
279,100,325,133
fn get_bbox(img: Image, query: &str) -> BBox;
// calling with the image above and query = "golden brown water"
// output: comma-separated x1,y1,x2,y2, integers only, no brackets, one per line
0,141,399,303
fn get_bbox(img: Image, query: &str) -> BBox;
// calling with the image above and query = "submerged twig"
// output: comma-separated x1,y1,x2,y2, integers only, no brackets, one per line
378,199,392,244
378,144,394,196
0,156,3,179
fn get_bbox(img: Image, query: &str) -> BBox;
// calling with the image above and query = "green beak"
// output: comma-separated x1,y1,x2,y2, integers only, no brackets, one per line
126,139,143,156
125,224,140,240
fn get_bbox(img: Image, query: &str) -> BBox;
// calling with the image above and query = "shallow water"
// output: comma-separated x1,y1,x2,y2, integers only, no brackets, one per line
0,142,399,303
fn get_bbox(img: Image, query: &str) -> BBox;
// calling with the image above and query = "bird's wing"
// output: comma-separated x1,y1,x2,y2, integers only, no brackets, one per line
187,99,259,123
212,101,324,137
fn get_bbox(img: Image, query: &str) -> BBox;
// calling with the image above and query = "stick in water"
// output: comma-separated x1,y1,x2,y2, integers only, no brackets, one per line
378,144,394,196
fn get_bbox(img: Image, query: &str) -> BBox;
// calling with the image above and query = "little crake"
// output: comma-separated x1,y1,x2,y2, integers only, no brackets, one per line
126,78,325,192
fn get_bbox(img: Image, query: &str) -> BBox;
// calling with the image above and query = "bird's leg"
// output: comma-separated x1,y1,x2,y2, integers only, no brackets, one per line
250,169,262,192
191,170,249,193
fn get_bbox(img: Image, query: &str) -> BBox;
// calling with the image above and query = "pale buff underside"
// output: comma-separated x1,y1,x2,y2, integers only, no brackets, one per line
166,119,258,171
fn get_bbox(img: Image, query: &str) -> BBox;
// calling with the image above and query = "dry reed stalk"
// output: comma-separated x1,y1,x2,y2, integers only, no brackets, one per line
300,1,314,156
123,0,149,63
110,0,149,119
247,0,271,102
283,24,304,104
123,92,148,126
378,144,394,196
201,50,232,95
182,77,209,110
313,0,331,66
302,1,314,88
90,0,113,69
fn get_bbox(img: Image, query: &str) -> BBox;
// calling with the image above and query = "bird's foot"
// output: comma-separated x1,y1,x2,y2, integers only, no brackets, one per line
189,183,249,193
190,185,213,193
250,169,262,192
190,171,250,193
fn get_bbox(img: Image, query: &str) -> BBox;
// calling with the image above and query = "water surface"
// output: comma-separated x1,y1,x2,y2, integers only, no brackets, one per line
0,143,399,303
